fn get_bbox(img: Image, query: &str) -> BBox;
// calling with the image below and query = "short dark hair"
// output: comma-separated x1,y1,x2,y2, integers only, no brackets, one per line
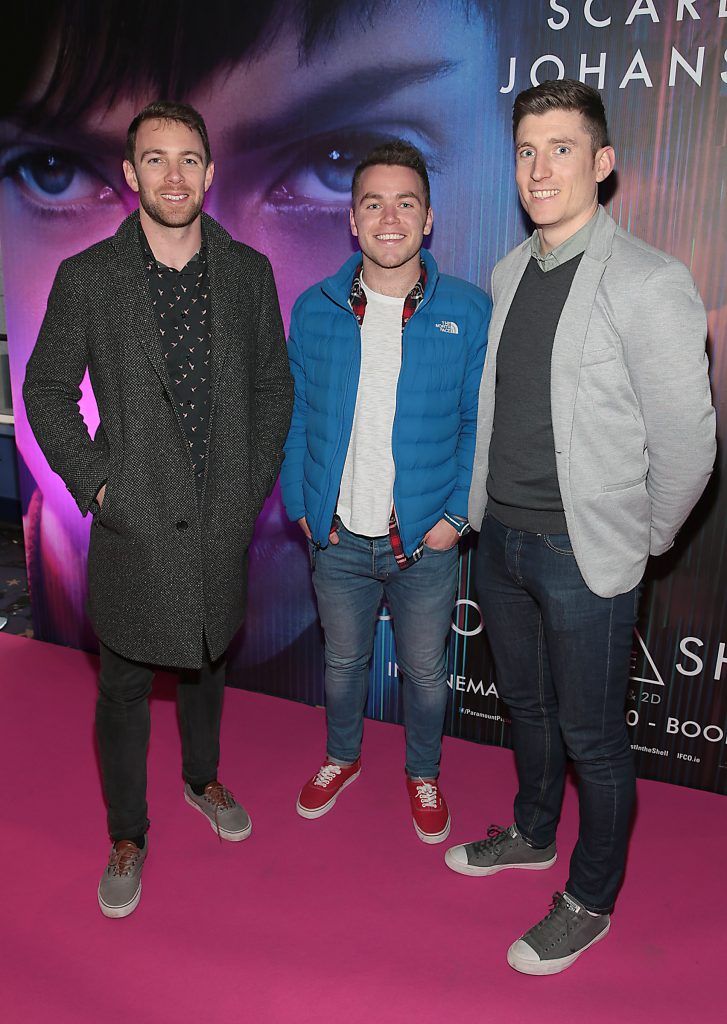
2,2,494,129
2,2,340,127
512,79,610,154
125,100,211,165
351,139,431,209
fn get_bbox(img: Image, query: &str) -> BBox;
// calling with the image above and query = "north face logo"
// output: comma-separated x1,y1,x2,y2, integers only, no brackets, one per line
436,320,459,334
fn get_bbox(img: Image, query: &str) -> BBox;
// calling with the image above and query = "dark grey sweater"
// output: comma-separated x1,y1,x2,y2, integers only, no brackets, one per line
486,253,583,534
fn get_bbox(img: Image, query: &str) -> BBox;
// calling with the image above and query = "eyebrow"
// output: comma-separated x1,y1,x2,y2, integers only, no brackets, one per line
359,191,421,202
517,135,580,149
234,59,459,148
0,121,121,161
3,58,458,157
138,148,204,161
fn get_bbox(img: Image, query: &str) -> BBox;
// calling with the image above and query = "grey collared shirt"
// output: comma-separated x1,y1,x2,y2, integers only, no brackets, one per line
530,210,598,271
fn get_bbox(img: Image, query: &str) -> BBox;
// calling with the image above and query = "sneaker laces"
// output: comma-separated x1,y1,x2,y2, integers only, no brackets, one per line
203,781,236,841
109,841,141,877
527,893,580,948
313,763,342,788
203,781,236,810
471,823,512,857
413,780,439,809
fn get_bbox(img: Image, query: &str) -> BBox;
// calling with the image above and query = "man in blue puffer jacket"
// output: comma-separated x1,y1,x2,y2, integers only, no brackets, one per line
280,141,490,842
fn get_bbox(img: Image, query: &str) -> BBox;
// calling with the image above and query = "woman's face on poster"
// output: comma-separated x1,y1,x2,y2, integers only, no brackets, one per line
0,2,499,659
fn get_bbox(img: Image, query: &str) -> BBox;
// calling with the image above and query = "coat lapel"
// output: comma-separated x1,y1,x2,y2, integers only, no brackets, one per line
202,214,259,453
109,212,248,413
108,213,177,397
550,208,616,452
205,224,242,399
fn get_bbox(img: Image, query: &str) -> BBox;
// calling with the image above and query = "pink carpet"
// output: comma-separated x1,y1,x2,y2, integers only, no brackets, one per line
0,633,722,1023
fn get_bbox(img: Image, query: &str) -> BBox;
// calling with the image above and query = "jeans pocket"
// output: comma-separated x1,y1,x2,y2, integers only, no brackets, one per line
306,537,317,571
543,533,574,555
423,541,457,555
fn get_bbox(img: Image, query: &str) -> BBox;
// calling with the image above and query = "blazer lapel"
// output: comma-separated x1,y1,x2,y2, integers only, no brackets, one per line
478,243,531,421
549,257,605,454
471,242,531,492
550,209,615,453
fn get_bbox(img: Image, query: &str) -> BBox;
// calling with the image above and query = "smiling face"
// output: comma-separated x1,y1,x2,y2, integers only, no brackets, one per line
0,0,499,662
0,7,498,510
349,164,432,281
514,109,614,252
123,118,214,230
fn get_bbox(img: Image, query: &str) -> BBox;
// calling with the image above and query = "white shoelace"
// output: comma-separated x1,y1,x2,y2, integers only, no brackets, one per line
414,781,438,808
314,763,342,788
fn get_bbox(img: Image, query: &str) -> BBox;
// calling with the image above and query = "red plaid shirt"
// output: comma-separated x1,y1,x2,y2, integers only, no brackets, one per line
342,261,427,569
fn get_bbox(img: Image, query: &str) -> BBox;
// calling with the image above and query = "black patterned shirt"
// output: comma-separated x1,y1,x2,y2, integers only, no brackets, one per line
140,229,212,496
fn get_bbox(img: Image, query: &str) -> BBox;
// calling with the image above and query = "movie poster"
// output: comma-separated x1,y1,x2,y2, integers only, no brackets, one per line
1,2,725,791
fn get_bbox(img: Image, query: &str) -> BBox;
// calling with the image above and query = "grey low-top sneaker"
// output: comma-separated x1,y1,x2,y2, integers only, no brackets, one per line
507,892,610,976
98,839,147,919
184,781,252,842
445,823,556,876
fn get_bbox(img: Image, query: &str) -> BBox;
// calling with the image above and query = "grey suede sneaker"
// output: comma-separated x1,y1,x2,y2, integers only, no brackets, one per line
184,781,252,841
445,824,556,876
98,839,147,919
507,892,611,975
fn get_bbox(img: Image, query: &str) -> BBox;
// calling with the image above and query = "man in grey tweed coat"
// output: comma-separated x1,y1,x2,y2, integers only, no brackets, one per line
23,102,293,918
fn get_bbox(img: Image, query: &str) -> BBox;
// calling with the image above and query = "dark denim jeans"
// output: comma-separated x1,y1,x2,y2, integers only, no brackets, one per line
475,514,638,913
96,641,226,841
312,524,459,778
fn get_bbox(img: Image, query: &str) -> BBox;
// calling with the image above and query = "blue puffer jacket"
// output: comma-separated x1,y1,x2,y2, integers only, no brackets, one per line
280,249,491,554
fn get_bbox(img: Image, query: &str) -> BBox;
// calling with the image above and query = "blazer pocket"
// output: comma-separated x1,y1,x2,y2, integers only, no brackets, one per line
581,347,617,367
601,474,647,493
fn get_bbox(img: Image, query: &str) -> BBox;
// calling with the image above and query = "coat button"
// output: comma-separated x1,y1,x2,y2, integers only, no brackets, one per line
176,520,188,531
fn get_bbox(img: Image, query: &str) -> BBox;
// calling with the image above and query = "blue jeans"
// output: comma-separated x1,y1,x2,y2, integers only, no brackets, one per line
311,524,458,778
475,514,638,913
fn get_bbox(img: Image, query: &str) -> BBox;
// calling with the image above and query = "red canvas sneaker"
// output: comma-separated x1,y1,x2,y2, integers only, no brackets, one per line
296,758,362,819
406,777,451,844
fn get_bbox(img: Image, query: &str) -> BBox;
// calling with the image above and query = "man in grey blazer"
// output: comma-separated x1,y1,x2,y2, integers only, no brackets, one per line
24,102,293,918
445,80,715,974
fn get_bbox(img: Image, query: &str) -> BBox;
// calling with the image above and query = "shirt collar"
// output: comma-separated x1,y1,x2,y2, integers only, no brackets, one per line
139,225,206,275
530,210,598,272
348,260,427,308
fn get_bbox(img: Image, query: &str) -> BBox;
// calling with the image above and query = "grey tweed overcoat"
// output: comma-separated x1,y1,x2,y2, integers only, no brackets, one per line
24,211,293,668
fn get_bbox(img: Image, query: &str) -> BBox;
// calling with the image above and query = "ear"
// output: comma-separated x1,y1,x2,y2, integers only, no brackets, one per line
423,206,434,237
349,207,359,238
122,159,140,194
204,160,215,192
594,145,615,183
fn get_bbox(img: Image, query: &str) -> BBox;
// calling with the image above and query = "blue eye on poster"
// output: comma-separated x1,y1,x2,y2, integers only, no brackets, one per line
1,1,725,792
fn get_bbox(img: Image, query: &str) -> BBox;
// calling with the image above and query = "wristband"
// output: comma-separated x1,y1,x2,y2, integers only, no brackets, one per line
443,511,471,537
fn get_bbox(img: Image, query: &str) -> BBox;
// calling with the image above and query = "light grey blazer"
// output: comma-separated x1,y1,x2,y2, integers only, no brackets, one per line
468,207,716,598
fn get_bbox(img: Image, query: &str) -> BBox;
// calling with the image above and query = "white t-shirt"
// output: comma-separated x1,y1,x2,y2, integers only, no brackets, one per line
336,280,404,536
